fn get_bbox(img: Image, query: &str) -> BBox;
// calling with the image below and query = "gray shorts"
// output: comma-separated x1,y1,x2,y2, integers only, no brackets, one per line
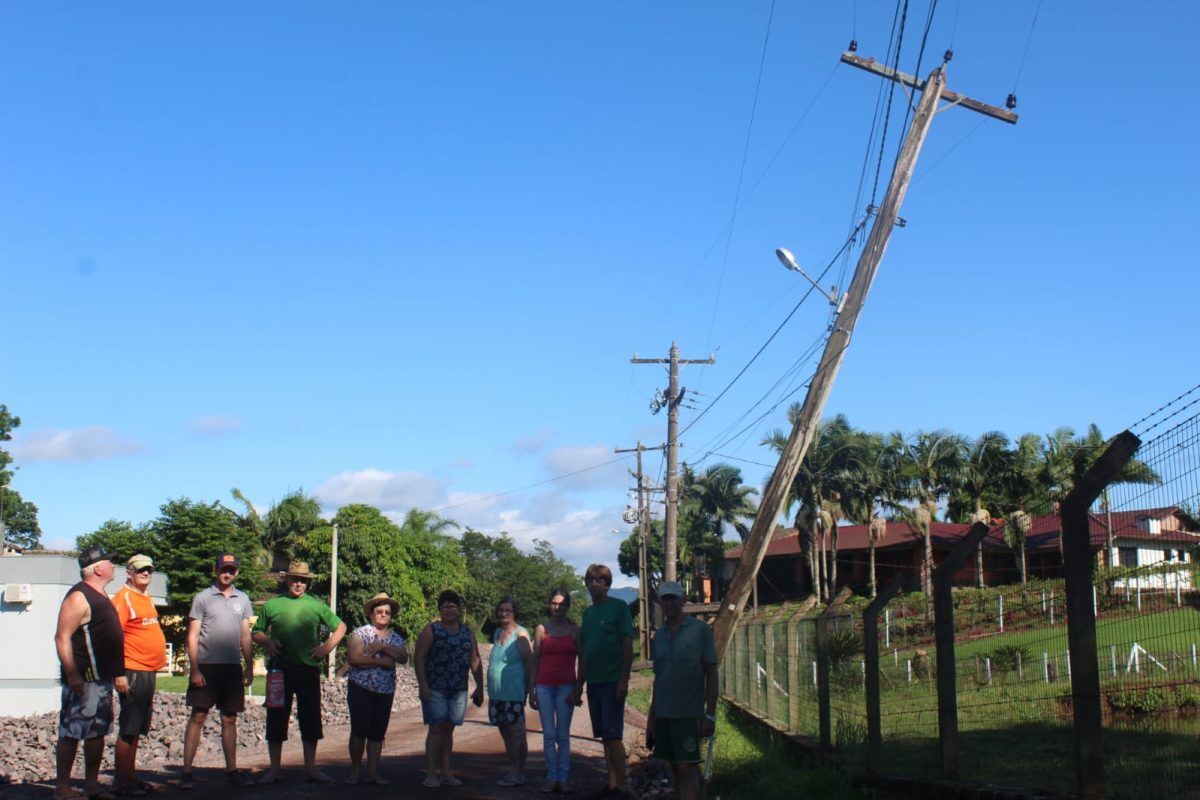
59,680,114,740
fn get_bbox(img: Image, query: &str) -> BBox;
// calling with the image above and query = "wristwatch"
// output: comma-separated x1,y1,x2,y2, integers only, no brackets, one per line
703,713,716,722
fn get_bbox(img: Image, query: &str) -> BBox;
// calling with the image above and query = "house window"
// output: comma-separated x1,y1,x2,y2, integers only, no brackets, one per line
1164,549,1174,562
1118,547,1139,567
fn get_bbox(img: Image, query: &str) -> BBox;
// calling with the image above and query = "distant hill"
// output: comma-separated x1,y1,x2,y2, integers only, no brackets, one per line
609,587,638,604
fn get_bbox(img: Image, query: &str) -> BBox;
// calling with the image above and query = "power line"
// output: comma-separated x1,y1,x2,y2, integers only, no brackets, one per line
1012,0,1044,92
705,0,777,352
432,455,633,514
674,219,866,443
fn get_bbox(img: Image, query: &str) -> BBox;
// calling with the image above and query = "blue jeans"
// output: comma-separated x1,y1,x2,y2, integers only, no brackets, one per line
536,684,575,782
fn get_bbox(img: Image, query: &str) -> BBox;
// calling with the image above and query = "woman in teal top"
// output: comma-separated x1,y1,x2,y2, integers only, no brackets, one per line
487,596,534,787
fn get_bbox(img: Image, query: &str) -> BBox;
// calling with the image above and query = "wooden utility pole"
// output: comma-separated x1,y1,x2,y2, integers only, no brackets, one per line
615,441,666,660
712,53,1017,659
328,521,339,678
631,342,714,583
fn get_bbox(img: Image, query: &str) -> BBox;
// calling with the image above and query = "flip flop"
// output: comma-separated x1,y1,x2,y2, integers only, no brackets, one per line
256,773,281,786
345,776,359,785
421,776,441,788
441,776,463,787
177,773,194,791
366,777,389,786
306,772,334,784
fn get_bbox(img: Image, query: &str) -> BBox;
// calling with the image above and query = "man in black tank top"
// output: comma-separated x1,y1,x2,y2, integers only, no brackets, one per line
54,545,126,800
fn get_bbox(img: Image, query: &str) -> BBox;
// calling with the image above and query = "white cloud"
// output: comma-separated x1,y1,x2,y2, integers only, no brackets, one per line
314,459,635,583
315,468,450,511
510,428,556,455
14,426,146,462
541,444,630,491
187,415,245,438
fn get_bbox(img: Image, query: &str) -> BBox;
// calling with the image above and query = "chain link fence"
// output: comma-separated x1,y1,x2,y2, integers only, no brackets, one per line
719,387,1200,798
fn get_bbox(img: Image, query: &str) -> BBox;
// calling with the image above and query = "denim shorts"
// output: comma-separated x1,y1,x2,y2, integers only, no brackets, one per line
422,688,468,726
586,681,625,740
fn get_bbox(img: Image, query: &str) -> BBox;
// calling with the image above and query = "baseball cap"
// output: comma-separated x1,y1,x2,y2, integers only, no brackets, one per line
214,552,240,571
658,581,685,598
78,545,115,569
127,554,154,570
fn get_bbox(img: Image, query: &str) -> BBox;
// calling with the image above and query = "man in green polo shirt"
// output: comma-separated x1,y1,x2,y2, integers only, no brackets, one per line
251,561,346,785
579,563,634,796
646,581,718,800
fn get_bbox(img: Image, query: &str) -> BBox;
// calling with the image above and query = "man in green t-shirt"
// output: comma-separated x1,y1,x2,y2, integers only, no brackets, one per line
251,562,346,784
579,563,634,796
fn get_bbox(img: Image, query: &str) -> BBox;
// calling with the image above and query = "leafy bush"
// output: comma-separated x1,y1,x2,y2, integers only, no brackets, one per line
835,714,867,749
1107,685,1173,714
988,643,1032,672
824,629,862,666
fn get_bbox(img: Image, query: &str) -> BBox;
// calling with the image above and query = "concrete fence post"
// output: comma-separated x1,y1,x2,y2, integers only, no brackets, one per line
816,586,852,750
864,576,906,773
1061,430,1141,800
933,522,990,781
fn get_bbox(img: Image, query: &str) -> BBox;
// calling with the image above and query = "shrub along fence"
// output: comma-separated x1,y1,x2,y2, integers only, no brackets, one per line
720,393,1200,799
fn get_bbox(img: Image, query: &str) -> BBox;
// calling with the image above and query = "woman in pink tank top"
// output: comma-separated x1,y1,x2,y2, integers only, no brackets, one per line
529,588,582,794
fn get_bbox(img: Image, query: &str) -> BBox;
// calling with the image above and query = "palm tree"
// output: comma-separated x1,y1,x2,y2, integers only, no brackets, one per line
761,411,864,600
900,430,968,596
681,463,758,595
951,432,1011,589
398,508,460,540
847,432,905,597
263,490,325,571
1001,433,1045,583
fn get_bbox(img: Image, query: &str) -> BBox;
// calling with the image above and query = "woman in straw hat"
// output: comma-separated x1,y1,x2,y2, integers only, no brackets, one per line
345,593,408,785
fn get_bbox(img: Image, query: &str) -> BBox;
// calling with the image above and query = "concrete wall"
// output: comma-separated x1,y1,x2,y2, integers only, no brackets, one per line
0,554,168,717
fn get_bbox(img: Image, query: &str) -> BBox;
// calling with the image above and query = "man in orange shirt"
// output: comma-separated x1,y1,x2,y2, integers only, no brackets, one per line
111,554,168,796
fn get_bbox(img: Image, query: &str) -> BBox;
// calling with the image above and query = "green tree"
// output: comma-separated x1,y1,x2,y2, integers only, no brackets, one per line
899,430,968,596
679,463,758,597
78,499,268,615
150,498,268,609
263,489,326,569
459,529,584,631
0,404,41,549
76,519,158,563
950,432,1012,589
300,504,420,636
762,412,866,600
618,518,664,589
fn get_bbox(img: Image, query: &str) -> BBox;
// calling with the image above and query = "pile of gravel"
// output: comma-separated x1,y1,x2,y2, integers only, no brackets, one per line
1,668,427,786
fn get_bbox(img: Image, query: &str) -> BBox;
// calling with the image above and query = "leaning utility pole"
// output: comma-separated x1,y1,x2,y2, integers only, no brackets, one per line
616,441,665,660
712,53,1017,659
632,342,714,582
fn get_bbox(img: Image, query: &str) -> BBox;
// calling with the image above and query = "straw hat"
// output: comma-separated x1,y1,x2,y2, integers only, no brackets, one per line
284,561,319,580
363,592,400,617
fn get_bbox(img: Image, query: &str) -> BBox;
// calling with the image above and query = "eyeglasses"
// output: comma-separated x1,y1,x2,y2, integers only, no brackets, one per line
135,567,154,575
497,607,514,615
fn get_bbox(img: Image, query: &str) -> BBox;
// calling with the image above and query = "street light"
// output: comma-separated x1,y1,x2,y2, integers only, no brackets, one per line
775,247,846,315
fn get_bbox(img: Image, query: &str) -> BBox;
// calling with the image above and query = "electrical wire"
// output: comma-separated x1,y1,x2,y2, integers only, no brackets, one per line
1012,0,1044,93
705,0,777,353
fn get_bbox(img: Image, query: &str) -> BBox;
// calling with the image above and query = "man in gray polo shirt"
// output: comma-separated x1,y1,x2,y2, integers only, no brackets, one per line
181,552,254,788
646,581,718,800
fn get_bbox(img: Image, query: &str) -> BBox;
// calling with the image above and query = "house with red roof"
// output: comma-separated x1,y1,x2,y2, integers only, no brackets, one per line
721,506,1199,602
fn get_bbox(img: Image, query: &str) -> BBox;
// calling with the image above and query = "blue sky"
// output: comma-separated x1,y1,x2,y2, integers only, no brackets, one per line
3,2,1197,586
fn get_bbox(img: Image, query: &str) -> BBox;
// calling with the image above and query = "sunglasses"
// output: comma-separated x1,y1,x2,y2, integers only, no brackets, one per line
135,567,154,575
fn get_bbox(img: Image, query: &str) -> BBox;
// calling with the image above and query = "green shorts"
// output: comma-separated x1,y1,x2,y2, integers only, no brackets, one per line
653,717,702,764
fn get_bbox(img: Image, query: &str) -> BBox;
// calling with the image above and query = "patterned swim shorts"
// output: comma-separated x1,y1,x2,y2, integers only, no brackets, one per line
488,699,525,726
59,680,115,740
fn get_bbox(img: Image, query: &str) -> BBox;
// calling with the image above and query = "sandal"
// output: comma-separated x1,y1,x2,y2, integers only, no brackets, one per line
256,773,281,786
441,775,463,787
366,777,389,786
421,776,441,788
177,773,194,791
115,787,147,798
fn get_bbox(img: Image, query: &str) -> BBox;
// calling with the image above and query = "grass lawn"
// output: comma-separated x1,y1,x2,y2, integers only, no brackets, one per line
156,674,268,695
628,670,856,800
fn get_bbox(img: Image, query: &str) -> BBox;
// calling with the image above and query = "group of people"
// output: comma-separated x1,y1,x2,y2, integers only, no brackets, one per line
53,547,719,800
